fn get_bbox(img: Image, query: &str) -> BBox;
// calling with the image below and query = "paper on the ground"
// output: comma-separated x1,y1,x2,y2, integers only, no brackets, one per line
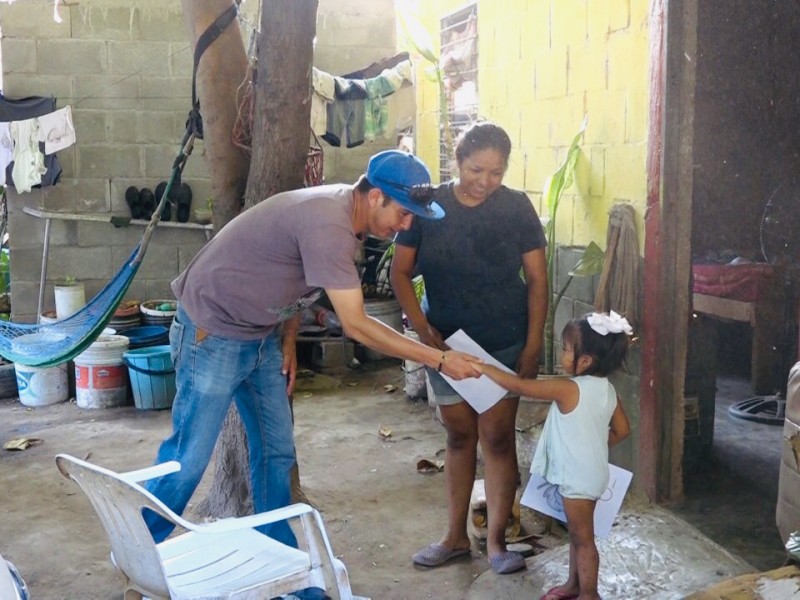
520,464,633,538
440,329,515,414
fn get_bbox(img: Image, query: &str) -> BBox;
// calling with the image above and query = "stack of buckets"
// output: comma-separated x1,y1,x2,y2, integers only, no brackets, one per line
108,300,142,332
120,325,175,410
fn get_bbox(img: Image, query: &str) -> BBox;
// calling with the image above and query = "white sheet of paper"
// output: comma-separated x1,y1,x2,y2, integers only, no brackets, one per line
439,329,515,414
520,464,633,538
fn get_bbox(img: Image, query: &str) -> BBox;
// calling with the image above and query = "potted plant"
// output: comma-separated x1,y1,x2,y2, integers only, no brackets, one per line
541,117,605,374
194,197,214,225
54,275,85,319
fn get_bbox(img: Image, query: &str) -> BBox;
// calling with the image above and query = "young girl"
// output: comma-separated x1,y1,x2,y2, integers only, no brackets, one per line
475,311,632,600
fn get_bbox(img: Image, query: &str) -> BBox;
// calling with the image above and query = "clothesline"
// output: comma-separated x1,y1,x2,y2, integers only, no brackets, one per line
311,59,415,148
0,96,74,193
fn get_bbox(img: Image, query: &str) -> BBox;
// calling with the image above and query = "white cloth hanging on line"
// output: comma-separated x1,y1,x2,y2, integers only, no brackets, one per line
10,118,47,193
0,123,13,187
37,105,75,154
311,68,336,136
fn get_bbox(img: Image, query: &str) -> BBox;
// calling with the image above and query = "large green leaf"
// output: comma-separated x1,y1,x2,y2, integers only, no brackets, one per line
542,116,596,374
569,241,605,277
412,275,426,303
544,114,588,220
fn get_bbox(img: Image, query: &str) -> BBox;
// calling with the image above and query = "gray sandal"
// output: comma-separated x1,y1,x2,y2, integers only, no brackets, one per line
490,550,526,574
412,543,471,567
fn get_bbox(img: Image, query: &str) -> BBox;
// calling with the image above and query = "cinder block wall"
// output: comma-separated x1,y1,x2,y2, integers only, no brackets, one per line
414,0,649,252
0,0,398,322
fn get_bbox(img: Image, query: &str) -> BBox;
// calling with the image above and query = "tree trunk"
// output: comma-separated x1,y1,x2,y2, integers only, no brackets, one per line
244,0,317,208
191,0,318,521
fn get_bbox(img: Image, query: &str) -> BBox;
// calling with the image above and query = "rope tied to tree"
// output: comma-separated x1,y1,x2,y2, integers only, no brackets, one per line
189,3,240,143
230,8,324,186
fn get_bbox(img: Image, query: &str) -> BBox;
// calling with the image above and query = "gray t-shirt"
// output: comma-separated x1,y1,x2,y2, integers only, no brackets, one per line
172,184,362,339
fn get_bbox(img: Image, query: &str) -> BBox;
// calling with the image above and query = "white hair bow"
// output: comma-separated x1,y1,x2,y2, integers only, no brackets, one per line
587,311,632,336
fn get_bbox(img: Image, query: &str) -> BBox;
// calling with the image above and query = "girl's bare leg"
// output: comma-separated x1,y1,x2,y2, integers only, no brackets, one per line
562,497,600,600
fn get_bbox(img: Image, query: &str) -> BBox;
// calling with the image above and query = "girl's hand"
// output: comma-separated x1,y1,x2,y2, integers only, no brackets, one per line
477,363,505,379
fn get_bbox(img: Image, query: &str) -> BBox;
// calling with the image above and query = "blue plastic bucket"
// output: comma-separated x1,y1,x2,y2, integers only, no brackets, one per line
120,325,169,349
122,345,176,410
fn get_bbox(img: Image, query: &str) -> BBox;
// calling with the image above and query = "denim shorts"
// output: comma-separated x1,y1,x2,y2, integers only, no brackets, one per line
425,342,524,406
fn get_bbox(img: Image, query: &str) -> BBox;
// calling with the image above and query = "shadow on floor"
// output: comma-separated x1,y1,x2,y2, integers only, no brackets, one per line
671,375,787,571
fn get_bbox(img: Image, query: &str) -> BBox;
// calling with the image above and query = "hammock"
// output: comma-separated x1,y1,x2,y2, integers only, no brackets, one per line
0,132,194,368
0,242,143,367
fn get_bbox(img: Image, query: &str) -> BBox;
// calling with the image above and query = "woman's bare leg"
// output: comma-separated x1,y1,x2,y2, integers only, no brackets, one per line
478,396,519,558
436,401,479,550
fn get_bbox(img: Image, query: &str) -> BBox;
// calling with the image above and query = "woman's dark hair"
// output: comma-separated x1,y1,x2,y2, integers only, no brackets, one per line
561,316,630,377
454,121,512,167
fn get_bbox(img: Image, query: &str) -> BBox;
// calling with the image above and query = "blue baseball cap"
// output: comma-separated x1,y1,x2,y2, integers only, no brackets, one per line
366,150,444,220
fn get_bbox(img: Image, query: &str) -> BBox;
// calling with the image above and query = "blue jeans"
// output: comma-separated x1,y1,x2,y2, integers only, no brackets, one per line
144,304,297,547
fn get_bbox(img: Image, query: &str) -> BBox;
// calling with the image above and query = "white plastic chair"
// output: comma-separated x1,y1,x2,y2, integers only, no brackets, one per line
0,551,29,600
56,453,359,600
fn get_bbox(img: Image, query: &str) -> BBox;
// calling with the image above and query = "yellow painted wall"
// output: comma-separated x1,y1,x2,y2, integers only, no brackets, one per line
398,0,649,252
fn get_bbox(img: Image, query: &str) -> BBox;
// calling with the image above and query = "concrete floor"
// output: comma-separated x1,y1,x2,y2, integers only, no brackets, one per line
0,361,780,599
671,374,787,572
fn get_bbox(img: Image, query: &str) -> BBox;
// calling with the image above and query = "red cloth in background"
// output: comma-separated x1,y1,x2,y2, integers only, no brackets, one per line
692,263,774,303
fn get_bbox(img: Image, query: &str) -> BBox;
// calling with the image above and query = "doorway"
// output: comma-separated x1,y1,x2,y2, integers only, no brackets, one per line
673,0,800,569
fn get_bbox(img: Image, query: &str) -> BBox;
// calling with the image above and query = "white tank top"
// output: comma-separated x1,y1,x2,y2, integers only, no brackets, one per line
531,375,618,499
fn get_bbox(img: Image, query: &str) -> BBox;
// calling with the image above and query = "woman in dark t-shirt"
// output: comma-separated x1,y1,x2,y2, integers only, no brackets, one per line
392,122,548,575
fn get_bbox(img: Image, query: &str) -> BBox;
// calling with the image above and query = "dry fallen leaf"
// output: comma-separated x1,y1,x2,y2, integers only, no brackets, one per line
416,458,445,474
383,384,397,393
379,426,392,439
3,437,43,451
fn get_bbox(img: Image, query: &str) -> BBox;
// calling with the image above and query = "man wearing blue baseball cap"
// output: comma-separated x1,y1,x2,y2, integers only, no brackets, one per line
365,149,445,221
143,149,480,552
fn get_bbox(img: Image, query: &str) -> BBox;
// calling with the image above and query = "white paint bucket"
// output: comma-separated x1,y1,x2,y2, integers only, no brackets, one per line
54,283,85,319
363,297,403,361
403,327,427,399
74,335,130,409
14,362,69,406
